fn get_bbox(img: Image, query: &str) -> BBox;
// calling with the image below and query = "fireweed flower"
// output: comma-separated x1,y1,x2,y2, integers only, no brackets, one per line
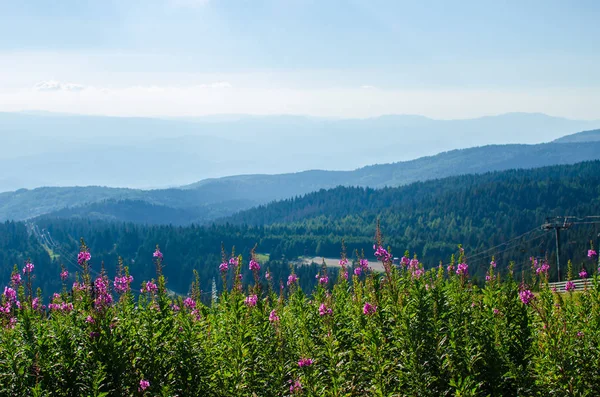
287,274,298,286
289,379,302,394
319,303,333,316
490,260,497,268
354,267,362,276
318,275,329,285
113,275,133,294
493,308,500,315
77,252,91,265
32,297,40,310
183,297,196,309
11,273,22,286
269,309,279,323
60,270,69,281
400,256,410,266
22,262,34,274
249,259,261,272
244,294,258,307
86,315,95,324
447,264,455,273
519,290,535,305
219,262,228,273
228,257,239,267
359,258,369,270
298,358,313,367
579,269,588,279
139,380,150,391
564,281,576,292
456,263,468,276
363,302,377,315
577,331,584,338
588,249,597,258
374,245,391,263
141,281,158,294
265,271,271,280
93,277,113,309
153,248,163,260
3,287,17,303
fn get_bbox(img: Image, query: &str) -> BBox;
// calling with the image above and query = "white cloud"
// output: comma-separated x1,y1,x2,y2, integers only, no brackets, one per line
361,85,376,89
33,80,86,92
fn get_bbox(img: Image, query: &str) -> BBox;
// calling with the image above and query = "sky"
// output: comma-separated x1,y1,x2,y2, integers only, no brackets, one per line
0,0,599,119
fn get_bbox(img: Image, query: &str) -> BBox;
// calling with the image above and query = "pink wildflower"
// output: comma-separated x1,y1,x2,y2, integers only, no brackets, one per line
249,259,260,272
519,289,535,305
244,294,258,307
565,281,576,292
579,269,588,279
363,302,377,315
354,267,362,276
153,248,163,260
269,309,279,323
298,358,313,367
318,303,332,316
60,270,69,281
219,262,228,273
11,273,22,286
287,274,298,286
139,379,150,391
588,249,597,258
22,262,34,274
77,252,91,265
456,263,468,276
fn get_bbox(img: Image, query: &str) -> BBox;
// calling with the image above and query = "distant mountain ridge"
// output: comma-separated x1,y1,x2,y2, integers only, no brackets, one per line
2,111,600,192
553,129,600,143
4,136,600,223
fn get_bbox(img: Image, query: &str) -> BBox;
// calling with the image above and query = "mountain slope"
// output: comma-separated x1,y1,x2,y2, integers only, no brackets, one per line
553,129,600,143
2,111,600,192
4,140,600,223
12,160,600,297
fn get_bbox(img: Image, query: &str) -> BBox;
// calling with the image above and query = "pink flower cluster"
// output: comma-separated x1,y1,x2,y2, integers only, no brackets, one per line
139,379,150,391
183,297,196,309
60,270,69,281
228,257,239,267
244,294,258,307
23,262,34,274
153,249,163,260
456,263,468,276
219,262,228,273
298,358,313,367
579,269,588,279
564,281,576,292
249,259,261,272
318,303,333,316
141,281,158,294
93,277,113,309
532,258,550,275
317,274,329,285
3,287,17,303
11,273,22,286
48,300,74,312
77,251,91,265
588,249,597,258
490,260,497,268
289,379,302,394
374,245,391,263
519,289,535,305
363,302,377,315
114,275,134,294
287,274,298,286
269,309,279,323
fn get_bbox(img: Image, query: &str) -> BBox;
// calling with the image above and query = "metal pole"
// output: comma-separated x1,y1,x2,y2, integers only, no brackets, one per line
555,228,561,282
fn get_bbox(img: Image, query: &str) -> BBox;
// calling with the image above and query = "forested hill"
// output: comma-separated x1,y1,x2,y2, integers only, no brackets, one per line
553,129,600,143
1,160,597,297
4,140,600,224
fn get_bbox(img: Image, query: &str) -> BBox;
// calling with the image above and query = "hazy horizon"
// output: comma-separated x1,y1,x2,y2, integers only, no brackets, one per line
1,1,599,119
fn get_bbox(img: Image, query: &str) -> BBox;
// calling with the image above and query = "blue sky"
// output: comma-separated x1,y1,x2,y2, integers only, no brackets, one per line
0,0,599,119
